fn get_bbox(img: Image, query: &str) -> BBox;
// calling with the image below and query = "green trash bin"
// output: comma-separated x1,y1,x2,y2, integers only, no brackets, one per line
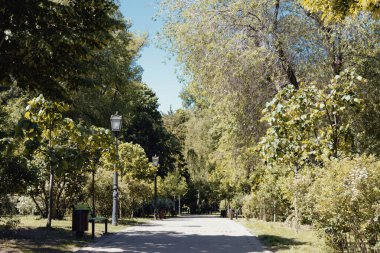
72,204,90,236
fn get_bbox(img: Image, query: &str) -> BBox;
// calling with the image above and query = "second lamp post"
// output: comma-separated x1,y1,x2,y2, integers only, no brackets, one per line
110,112,122,226
152,155,159,220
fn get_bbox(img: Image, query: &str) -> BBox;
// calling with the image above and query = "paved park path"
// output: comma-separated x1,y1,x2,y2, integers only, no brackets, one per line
77,215,271,253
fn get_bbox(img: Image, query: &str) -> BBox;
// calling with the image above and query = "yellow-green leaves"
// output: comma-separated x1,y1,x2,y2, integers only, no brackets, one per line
160,170,188,198
24,94,69,127
22,95,111,173
309,155,380,251
259,69,365,168
101,142,156,181
300,0,380,23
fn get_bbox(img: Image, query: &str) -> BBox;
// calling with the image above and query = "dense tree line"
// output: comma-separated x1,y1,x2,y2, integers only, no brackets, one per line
160,0,380,251
0,0,186,228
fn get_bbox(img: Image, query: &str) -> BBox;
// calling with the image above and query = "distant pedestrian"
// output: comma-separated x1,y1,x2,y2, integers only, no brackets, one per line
229,209,234,220
235,208,240,219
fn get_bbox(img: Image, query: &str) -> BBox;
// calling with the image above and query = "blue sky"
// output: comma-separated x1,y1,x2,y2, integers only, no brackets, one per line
120,0,183,113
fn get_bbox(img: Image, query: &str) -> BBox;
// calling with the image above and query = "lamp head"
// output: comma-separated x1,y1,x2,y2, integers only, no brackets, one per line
152,155,159,167
110,112,122,133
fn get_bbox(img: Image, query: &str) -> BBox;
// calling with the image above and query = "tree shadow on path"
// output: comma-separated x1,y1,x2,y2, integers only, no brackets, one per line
77,230,272,253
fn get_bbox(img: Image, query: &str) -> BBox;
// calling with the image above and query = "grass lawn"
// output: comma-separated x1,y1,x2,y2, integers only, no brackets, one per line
0,215,147,253
238,219,329,253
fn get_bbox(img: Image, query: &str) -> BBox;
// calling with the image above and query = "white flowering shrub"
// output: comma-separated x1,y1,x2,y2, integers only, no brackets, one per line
16,196,36,215
309,156,380,252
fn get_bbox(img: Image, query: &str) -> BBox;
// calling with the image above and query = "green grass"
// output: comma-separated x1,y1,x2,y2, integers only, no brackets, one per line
0,215,147,253
238,219,329,253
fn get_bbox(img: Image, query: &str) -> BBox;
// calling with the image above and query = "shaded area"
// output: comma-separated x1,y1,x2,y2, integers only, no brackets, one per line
116,219,147,227
0,218,148,253
257,234,306,251
78,230,268,253
0,227,87,253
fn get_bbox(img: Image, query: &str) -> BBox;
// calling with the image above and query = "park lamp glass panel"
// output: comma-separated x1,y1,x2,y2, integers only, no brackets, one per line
110,113,122,133
152,155,159,167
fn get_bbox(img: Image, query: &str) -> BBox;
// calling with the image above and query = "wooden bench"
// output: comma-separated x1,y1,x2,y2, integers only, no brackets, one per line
88,216,108,239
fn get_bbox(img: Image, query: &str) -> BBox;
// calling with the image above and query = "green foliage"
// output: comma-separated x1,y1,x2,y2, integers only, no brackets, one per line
159,0,380,250
259,69,364,168
309,156,380,252
160,170,188,198
241,166,289,222
101,142,156,180
91,167,113,217
70,30,145,127
23,94,72,151
156,198,175,214
22,95,108,219
0,2,379,253
0,89,35,219
120,179,152,218
92,167,153,218
98,141,155,217
74,79,179,177
0,0,178,227
0,0,124,98
0,147,31,197
300,0,380,23
25,152,89,219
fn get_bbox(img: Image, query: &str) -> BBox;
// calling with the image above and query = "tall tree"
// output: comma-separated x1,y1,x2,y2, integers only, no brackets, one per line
0,0,124,98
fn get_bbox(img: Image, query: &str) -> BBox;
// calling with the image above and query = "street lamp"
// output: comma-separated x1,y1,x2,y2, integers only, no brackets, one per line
152,155,159,220
110,112,122,226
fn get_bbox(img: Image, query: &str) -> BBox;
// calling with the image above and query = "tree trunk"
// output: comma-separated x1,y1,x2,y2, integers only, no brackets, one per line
46,124,54,228
273,0,299,90
46,166,54,227
178,196,181,216
41,180,49,217
263,205,267,221
119,198,122,220
55,175,66,220
293,164,300,228
92,168,95,217
31,195,46,218
197,190,200,208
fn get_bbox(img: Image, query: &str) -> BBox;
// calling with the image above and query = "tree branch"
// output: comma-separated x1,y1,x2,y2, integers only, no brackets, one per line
273,0,299,89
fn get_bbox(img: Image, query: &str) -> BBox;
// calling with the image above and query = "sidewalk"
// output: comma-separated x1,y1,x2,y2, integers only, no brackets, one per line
77,215,272,253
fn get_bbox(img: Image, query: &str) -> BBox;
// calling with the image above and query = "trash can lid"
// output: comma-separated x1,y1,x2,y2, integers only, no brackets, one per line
74,204,91,211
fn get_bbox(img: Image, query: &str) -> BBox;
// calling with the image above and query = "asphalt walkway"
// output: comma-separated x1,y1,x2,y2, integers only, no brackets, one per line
77,215,271,253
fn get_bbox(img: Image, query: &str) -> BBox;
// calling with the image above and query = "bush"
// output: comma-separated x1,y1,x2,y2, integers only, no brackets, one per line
241,194,256,219
0,217,20,237
120,179,152,218
242,169,290,222
156,197,174,213
0,195,17,218
309,156,380,252
16,195,36,215
91,167,113,217
90,167,154,218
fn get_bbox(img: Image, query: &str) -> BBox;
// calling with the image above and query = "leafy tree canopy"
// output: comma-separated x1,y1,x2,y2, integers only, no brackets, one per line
0,0,124,98
300,0,380,23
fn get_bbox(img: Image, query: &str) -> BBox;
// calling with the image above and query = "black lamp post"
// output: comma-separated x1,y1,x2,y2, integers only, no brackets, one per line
110,112,122,226
152,155,159,220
